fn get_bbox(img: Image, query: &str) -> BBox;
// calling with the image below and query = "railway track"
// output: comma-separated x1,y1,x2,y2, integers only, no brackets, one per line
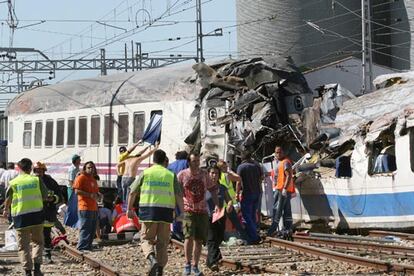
279,234,414,274
0,218,120,276
171,238,384,274
369,230,414,241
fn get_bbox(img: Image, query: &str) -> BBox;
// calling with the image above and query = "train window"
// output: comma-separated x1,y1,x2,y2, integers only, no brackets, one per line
78,117,87,147
133,112,145,143
23,121,32,148
91,115,100,146
67,118,75,146
151,110,163,117
104,114,114,146
45,120,53,147
8,122,13,143
34,121,42,147
56,119,64,147
118,113,129,145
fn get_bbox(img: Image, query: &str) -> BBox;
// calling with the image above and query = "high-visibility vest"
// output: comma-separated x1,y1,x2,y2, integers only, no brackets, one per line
10,173,44,229
139,164,175,223
219,173,236,201
274,158,295,193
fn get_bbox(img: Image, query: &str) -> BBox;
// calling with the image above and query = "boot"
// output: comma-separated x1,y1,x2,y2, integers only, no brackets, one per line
155,266,163,276
33,263,43,276
25,270,32,276
44,249,52,264
147,253,159,276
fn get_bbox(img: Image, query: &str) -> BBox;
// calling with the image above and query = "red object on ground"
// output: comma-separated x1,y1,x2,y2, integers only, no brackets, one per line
112,204,141,233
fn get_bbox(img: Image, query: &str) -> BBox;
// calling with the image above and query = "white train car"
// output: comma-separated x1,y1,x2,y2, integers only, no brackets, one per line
6,64,199,187
287,72,414,230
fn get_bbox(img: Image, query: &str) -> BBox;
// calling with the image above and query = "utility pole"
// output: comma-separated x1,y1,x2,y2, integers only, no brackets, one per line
100,48,107,76
196,0,204,62
361,0,374,94
195,0,223,63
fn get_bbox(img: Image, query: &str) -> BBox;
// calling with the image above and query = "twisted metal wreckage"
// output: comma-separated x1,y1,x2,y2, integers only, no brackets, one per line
184,57,314,163
187,57,414,230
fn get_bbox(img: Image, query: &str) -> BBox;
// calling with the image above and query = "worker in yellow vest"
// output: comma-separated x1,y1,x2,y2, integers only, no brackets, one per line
217,160,240,201
3,158,48,276
267,146,295,237
127,149,184,276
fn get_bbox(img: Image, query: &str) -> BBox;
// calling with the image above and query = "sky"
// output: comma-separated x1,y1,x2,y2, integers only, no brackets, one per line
0,0,237,91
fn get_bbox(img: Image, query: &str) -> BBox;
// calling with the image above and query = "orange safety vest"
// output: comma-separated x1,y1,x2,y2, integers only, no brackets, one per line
112,204,140,234
274,158,295,193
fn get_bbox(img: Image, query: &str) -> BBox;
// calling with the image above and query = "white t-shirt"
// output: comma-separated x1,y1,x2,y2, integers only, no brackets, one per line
0,169,19,189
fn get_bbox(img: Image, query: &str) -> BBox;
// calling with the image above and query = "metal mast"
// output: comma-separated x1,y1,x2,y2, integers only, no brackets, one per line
361,0,374,93
196,0,204,62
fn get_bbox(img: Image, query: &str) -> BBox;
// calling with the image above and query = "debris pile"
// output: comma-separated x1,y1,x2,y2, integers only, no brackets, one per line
185,57,314,162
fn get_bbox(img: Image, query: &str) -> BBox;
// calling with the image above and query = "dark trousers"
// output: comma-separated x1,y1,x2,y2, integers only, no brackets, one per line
77,210,98,251
240,192,260,244
43,227,52,250
268,190,292,235
116,175,123,199
206,216,225,268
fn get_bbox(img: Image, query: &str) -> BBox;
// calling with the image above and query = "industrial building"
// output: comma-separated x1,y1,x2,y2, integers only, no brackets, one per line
236,0,413,70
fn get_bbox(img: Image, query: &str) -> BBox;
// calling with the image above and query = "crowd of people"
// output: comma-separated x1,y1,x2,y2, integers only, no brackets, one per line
0,142,296,276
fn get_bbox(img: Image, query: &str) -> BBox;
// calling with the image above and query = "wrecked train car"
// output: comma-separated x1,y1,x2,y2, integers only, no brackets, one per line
187,57,314,163
294,72,414,230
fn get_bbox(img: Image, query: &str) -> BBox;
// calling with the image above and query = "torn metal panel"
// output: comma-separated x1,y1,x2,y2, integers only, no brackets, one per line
318,84,356,124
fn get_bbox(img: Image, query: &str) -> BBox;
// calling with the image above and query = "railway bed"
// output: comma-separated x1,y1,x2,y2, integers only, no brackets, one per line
2,217,414,275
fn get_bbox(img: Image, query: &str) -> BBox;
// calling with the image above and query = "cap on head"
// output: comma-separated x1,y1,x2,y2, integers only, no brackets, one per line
72,154,81,163
119,146,127,153
34,161,47,171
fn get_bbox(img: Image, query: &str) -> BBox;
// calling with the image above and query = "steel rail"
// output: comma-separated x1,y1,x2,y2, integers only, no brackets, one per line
60,243,120,276
170,239,280,274
292,234,414,255
266,237,414,274
369,230,414,240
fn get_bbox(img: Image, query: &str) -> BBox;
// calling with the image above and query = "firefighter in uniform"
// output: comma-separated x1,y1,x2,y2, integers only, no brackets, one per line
3,158,48,276
127,149,184,276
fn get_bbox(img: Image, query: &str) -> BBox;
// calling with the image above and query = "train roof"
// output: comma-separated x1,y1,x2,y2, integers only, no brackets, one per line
334,71,414,140
6,63,199,116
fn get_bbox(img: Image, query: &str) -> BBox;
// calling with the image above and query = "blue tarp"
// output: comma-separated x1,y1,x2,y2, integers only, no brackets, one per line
142,114,162,145
64,193,79,228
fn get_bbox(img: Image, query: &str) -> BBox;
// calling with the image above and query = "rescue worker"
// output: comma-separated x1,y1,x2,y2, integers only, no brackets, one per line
119,142,158,202
117,140,143,198
3,158,48,276
267,145,295,236
236,151,262,245
127,149,184,276
216,160,249,241
33,162,62,263
217,160,240,201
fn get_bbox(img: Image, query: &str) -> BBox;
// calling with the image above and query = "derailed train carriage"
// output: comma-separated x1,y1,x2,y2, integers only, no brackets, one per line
292,72,414,230
7,55,414,230
188,60,414,230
